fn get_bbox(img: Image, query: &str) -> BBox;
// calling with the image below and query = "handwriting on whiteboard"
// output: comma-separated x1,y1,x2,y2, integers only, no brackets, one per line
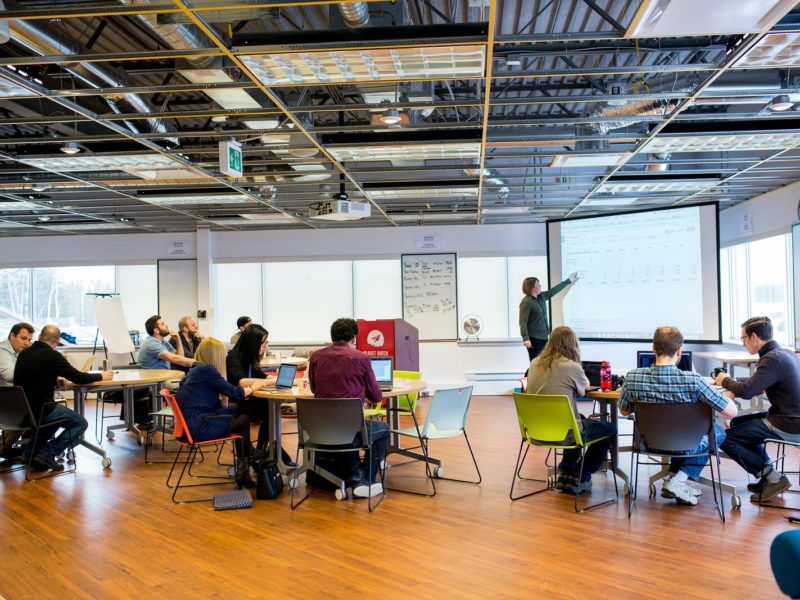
402,255,456,318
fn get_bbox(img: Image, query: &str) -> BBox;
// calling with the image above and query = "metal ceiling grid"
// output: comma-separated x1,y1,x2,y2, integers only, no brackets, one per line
0,0,798,235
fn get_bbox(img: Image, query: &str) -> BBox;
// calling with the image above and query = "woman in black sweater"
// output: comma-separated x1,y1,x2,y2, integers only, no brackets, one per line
226,324,295,466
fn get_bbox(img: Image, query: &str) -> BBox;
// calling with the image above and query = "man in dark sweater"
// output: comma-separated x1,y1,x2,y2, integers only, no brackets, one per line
14,325,112,470
714,316,800,502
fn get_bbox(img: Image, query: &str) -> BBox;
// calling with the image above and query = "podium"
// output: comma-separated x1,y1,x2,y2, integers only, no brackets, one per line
356,319,419,371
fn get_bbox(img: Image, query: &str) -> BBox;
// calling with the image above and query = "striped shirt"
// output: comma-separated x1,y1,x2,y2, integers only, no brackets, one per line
619,364,729,414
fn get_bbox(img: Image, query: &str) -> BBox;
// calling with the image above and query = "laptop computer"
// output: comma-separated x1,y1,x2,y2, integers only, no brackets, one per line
370,357,394,391
581,361,603,389
637,350,693,372
274,363,298,389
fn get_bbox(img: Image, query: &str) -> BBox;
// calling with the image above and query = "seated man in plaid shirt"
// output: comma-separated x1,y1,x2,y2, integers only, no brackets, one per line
619,326,738,505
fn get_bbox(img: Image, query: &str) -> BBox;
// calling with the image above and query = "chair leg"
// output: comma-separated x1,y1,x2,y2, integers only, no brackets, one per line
172,441,240,504
629,448,639,519
709,451,725,523
509,440,549,501
25,421,77,482
432,430,482,486
385,414,437,497
574,443,618,513
290,446,312,510
367,442,386,513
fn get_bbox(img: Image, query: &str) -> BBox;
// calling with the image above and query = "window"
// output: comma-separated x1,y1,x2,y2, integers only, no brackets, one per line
353,259,402,320
721,233,792,346
0,265,157,344
213,263,262,340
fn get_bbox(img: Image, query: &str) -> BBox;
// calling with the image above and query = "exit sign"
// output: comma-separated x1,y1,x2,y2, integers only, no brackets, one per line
219,139,242,177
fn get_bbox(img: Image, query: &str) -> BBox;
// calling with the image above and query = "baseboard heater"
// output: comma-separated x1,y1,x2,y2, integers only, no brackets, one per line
466,372,523,382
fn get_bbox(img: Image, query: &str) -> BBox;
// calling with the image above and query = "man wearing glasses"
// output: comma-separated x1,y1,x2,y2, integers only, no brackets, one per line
714,316,800,502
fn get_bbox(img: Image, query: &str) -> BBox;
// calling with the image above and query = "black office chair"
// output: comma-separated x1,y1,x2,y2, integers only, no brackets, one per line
755,415,800,510
629,401,725,523
290,398,385,512
0,386,77,481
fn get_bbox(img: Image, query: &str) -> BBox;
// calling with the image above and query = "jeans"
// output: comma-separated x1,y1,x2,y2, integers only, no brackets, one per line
720,417,795,476
668,422,726,480
39,404,88,458
558,417,616,482
342,420,390,483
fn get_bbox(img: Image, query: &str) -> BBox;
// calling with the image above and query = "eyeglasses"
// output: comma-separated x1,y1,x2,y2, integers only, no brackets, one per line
739,335,748,342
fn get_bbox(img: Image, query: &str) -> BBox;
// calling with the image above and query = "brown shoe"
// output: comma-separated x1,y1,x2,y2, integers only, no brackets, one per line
750,476,791,502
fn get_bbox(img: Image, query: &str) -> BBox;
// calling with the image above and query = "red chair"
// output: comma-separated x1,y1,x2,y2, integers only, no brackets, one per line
161,389,242,504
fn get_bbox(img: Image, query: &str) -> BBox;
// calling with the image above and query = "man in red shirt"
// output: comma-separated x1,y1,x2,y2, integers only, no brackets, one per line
308,318,388,498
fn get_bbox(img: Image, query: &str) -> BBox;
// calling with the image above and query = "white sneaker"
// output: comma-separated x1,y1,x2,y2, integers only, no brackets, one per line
660,478,703,498
662,477,698,505
352,481,383,498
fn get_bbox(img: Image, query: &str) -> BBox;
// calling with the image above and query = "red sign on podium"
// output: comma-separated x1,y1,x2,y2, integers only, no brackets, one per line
356,319,419,371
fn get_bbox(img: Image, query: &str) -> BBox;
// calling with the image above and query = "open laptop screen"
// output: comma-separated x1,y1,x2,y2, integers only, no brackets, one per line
581,361,603,387
370,357,394,388
275,363,298,388
637,350,693,372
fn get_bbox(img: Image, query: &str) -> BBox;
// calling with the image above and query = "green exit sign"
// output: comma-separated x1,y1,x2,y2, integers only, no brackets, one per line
219,139,243,177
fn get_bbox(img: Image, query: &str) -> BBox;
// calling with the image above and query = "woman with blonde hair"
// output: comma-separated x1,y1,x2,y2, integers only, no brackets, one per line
526,326,616,495
176,337,267,488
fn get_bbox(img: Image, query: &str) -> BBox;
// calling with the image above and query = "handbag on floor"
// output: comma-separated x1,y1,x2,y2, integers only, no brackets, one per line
256,459,284,500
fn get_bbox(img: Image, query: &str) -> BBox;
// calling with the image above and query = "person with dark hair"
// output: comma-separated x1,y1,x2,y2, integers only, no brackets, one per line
0,322,35,456
177,338,268,488
137,315,194,370
225,324,293,465
230,316,252,347
526,326,616,494
14,325,112,471
714,316,800,502
519,273,578,364
621,326,737,505
307,318,388,499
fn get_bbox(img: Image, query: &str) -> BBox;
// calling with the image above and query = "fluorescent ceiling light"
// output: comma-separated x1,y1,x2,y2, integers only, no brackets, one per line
368,187,479,199
596,180,712,193
551,153,632,168
481,206,530,215
642,132,800,153
212,215,297,226
392,212,477,222
144,194,252,206
289,163,326,172
121,167,204,180
19,153,180,172
329,143,481,162
625,0,793,38
43,222,132,231
0,200,38,211
582,197,641,206
241,45,486,87
287,147,319,158
294,173,333,182
736,32,800,67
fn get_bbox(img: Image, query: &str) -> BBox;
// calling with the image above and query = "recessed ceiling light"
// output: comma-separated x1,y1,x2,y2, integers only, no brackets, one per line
60,141,81,154
642,132,800,153
31,182,50,192
551,153,632,168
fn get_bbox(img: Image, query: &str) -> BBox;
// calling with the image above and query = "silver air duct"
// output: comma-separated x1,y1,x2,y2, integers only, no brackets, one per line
338,3,370,28
9,18,171,137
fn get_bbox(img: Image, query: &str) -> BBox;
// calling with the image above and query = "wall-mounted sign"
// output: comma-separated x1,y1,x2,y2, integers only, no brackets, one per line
219,139,242,178
415,234,442,251
166,240,192,257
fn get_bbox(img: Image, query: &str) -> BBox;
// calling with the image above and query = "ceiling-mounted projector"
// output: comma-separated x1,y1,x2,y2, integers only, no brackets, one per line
309,199,371,221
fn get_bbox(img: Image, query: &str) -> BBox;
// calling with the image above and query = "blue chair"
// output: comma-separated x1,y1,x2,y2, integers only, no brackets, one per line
771,530,800,598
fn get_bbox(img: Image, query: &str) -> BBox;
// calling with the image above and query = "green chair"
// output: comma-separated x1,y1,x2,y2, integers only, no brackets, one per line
510,392,618,513
363,370,422,423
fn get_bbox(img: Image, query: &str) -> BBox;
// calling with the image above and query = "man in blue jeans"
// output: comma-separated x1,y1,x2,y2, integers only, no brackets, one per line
308,318,389,498
715,316,800,502
620,326,738,505
13,325,113,470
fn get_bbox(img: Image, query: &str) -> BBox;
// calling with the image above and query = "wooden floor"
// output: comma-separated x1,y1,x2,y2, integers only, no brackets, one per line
0,395,797,599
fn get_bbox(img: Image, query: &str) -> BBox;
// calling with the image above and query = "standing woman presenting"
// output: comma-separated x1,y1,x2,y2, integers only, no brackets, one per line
519,272,578,362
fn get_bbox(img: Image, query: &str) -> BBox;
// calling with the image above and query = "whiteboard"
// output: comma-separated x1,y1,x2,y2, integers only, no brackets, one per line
92,296,135,354
402,253,457,340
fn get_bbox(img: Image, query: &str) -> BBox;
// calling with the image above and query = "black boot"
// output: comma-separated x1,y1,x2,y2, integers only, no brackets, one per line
281,447,297,469
236,456,256,490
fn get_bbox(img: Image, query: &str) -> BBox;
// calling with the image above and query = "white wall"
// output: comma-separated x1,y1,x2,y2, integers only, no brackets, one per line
719,179,800,246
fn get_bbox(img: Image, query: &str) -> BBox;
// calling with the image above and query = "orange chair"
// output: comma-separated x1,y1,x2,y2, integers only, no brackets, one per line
161,389,242,504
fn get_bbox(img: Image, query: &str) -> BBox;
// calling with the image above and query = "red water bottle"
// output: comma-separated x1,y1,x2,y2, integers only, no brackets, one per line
600,361,612,392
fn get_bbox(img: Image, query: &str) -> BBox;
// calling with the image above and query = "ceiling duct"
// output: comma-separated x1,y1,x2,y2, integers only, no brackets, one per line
8,16,172,138
337,3,370,28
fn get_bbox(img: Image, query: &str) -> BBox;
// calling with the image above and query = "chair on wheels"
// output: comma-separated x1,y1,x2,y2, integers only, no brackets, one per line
388,386,480,497
510,392,618,513
771,530,800,598
290,398,385,512
628,401,725,523
161,390,242,504
0,386,78,481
